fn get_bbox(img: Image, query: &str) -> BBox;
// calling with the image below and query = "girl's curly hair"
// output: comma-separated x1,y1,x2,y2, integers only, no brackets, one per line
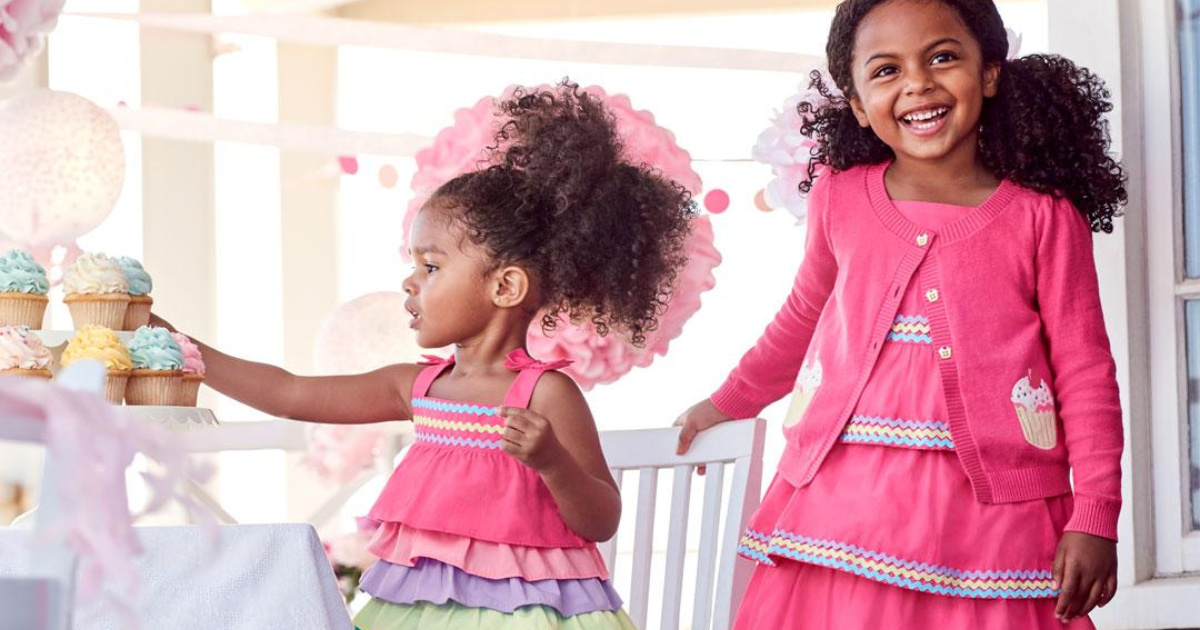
801,0,1126,233
430,80,696,347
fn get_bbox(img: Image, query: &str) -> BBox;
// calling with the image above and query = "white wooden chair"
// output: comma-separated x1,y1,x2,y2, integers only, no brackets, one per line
598,418,766,630
0,361,105,630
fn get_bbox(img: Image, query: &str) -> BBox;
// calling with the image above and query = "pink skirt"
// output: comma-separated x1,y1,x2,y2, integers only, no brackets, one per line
734,442,1093,629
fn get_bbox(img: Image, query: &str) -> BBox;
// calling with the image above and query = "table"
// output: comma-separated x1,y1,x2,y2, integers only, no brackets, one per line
0,524,353,630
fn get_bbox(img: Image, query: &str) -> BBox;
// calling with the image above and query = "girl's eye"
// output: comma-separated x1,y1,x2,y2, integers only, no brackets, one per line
931,51,958,65
873,65,898,79
424,263,439,274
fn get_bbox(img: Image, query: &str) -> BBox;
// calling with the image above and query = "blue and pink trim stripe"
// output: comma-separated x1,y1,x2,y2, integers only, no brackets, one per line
839,415,956,451
887,314,933,344
412,396,505,450
737,529,1058,599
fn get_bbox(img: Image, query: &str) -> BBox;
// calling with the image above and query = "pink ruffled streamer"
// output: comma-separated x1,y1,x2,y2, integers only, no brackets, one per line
403,85,720,389
0,375,213,628
0,0,64,81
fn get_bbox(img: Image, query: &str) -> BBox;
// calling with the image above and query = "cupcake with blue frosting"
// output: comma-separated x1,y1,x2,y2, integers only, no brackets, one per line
114,256,153,331
0,250,50,328
125,325,184,406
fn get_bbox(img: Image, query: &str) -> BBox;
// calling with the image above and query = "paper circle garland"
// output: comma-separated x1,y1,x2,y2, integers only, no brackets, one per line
403,85,721,389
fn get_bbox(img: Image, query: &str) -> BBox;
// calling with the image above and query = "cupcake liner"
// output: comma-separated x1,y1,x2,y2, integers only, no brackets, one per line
123,295,153,331
1015,406,1056,450
125,370,183,406
178,373,204,407
0,293,48,328
65,293,131,330
0,367,52,380
103,371,130,405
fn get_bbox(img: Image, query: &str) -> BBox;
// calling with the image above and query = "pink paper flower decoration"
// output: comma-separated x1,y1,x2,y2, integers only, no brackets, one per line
404,85,720,389
751,66,839,222
0,0,64,81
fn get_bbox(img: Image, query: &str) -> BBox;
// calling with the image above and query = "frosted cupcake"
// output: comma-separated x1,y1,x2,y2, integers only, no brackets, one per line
784,357,823,428
125,326,184,406
0,325,53,380
64,253,130,330
171,332,205,406
0,250,49,328
1011,374,1058,450
61,325,133,404
115,256,153,331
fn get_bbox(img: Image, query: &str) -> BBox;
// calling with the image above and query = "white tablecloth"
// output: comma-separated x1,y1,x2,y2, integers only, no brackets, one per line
0,524,353,630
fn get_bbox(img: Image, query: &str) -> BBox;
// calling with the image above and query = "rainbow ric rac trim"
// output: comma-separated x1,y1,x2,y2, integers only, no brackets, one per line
412,397,504,450
838,415,955,451
887,314,933,344
737,530,1058,599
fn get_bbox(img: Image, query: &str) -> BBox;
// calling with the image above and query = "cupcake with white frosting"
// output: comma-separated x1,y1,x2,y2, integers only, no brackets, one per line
63,253,130,330
0,325,53,380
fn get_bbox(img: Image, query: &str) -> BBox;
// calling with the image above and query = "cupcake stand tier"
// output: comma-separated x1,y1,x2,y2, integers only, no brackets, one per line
32,330,218,430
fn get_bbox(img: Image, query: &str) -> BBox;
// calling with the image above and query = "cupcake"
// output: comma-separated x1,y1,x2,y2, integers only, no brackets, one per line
60,325,133,404
0,325,53,380
171,332,205,406
63,253,130,330
1011,374,1058,450
115,256,153,331
0,250,50,328
125,326,184,406
784,357,823,428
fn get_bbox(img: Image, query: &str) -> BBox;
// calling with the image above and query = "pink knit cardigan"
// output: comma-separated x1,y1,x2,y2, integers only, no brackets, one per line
712,162,1123,541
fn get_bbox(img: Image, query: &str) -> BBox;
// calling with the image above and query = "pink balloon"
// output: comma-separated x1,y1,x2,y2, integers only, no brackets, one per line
314,291,425,375
0,90,124,249
704,189,730,214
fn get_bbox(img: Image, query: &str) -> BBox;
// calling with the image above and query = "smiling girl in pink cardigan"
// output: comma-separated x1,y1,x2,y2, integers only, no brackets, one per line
675,1,1127,628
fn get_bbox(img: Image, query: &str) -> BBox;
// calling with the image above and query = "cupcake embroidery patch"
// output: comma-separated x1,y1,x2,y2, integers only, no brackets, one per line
1011,372,1057,450
784,357,823,428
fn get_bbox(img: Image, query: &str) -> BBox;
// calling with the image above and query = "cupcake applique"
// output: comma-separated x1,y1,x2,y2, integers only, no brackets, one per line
784,357,823,428
1010,371,1058,450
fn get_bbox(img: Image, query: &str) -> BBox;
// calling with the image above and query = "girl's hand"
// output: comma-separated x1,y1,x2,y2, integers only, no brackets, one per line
1052,531,1118,622
500,406,569,472
674,398,731,456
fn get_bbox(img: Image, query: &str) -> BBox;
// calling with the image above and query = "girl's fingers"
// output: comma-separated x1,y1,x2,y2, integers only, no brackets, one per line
1098,575,1117,607
1055,564,1078,620
1079,579,1104,617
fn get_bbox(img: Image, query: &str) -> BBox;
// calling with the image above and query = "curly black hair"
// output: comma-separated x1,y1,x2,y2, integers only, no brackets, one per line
800,0,1126,233
429,80,696,347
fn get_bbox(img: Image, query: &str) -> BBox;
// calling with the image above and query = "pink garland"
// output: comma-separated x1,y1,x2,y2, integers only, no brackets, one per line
404,85,720,389
0,0,63,81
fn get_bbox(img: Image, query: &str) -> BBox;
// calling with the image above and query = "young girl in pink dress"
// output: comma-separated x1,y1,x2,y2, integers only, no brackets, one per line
154,82,696,630
675,1,1126,628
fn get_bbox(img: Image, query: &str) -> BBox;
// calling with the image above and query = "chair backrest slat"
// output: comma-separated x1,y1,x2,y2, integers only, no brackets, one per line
599,419,765,630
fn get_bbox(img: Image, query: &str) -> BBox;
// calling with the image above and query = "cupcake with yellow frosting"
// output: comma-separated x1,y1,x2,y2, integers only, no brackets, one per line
0,250,50,328
63,253,130,330
61,325,133,404
115,256,154,331
0,325,53,380
125,326,184,406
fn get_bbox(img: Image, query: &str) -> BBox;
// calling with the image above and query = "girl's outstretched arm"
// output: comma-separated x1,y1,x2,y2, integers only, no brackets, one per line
499,371,621,543
150,313,421,424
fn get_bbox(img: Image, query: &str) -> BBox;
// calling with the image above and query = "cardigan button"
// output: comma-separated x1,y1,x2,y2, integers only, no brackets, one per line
926,289,940,302
938,346,953,360
916,233,930,247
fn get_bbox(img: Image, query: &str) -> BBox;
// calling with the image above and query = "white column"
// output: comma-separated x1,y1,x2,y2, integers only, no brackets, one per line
277,42,341,522
139,0,217,347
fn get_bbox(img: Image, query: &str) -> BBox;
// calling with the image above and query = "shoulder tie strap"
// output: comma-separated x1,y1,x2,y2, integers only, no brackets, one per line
500,349,573,409
412,355,454,400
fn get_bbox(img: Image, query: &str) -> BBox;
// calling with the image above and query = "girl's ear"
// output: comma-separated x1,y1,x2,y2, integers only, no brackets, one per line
491,266,531,309
983,62,1002,98
849,95,871,128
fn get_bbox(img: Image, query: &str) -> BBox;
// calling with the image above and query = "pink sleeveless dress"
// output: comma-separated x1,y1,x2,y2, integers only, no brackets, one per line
353,350,636,630
731,201,1097,629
